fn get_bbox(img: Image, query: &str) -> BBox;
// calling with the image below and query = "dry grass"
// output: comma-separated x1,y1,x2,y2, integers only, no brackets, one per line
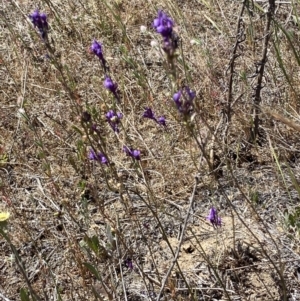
1,0,300,300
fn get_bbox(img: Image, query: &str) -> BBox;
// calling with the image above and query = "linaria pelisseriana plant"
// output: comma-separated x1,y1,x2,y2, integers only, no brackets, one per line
2,2,297,300
29,9,48,40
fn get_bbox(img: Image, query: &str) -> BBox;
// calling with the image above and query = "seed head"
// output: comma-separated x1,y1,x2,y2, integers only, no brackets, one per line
81,111,91,123
140,25,147,33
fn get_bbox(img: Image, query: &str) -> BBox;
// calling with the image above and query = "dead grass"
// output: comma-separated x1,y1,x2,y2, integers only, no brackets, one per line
1,0,300,300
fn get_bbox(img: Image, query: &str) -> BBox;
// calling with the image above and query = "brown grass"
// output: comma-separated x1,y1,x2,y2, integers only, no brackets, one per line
1,0,300,300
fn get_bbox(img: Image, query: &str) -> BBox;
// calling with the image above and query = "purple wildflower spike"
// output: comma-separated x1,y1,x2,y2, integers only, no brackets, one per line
104,76,120,102
173,86,196,115
90,40,107,71
106,110,123,132
88,149,108,164
143,107,156,121
123,146,141,160
143,108,166,126
153,10,178,57
153,10,174,41
157,116,166,126
29,9,48,40
207,207,221,227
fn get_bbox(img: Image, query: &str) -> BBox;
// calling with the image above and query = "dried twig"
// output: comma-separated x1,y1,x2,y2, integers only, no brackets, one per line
156,176,199,301
252,0,275,140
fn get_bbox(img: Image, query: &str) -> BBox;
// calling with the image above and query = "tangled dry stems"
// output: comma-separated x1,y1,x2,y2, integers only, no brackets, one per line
1,0,300,300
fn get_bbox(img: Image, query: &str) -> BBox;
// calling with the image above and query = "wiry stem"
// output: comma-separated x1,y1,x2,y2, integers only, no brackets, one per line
252,0,275,141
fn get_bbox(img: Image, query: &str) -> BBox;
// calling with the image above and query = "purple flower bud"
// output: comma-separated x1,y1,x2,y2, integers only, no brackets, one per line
106,110,123,132
143,107,156,121
90,40,103,59
90,40,107,71
207,207,221,227
173,86,196,115
157,116,166,126
123,146,141,160
104,76,120,102
29,9,48,40
173,90,182,104
88,149,108,164
104,76,117,93
88,149,97,161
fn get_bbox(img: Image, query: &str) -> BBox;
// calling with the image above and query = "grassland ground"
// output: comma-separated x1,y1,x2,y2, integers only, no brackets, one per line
1,0,300,300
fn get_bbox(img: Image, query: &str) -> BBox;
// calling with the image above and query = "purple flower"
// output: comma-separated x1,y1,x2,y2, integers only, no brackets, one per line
104,76,117,93
88,149,108,164
90,40,107,71
104,76,120,102
125,258,133,270
157,116,166,126
123,146,141,160
29,10,48,39
143,107,156,121
153,10,174,40
173,86,196,115
173,90,182,104
90,40,103,58
106,110,123,132
153,10,178,56
142,108,166,126
207,207,221,227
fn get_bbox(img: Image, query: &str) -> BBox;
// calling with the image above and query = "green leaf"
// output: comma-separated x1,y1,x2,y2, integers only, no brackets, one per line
20,288,30,301
85,235,100,254
83,262,102,281
72,125,83,136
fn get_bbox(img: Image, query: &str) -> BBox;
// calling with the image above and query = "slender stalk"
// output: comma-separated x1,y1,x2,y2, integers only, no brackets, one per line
252,0,275,141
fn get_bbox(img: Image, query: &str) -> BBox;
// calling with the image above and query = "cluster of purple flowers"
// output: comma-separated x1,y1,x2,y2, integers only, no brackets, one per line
29,10,183,164
29,9,48,40
106,110,123,132
88,149,108,164
90,41,120,102
173,86,196,115
90,39,140,160
123,146,141,160
143,108,166,126
153,11,174,40
207,207,222,228
153,10,178,57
